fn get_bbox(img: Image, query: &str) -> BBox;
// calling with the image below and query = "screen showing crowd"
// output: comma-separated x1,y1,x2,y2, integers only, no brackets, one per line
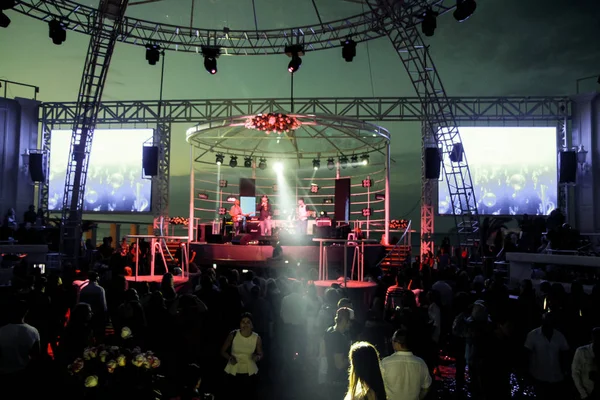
438,126,557,216
48,129,153,213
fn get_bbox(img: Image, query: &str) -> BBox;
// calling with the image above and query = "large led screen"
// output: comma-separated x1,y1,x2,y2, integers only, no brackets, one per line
438,127,557,216
49,129,153,213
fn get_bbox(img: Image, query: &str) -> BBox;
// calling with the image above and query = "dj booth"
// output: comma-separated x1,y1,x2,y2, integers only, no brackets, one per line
195,217,349,244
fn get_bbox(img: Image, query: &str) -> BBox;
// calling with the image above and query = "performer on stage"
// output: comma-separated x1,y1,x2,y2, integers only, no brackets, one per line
297,198,309,235
229,199,249,235
257,195,273,236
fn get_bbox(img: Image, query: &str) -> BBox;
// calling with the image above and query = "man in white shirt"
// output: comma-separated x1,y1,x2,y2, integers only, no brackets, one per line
296,198,309,235
572,328,600,399
524,312,569,399
382,328,432,400
0,300,40,375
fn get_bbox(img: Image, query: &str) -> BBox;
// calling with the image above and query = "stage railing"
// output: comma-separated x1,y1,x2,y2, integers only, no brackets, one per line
375,219,412,269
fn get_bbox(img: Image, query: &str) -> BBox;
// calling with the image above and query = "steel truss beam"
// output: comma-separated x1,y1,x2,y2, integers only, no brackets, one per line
59,0,130,262
152,122,171,231
40,97,571,125
14,0,458,55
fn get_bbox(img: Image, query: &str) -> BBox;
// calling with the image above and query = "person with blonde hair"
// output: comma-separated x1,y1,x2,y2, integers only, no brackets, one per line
345,341,387,400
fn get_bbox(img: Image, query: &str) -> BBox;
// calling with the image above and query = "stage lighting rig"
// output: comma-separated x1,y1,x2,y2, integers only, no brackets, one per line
219,179,228,188
48,19,67,45
362,208,372,217
313,159,320,170
327,158,335,170
310,184,319,193
215,154,224,165
340,155,349,169
201,46,221,75
145,44,161,65
351,155,359,168
229,156,238,168
342,39,357,62
421,8,438,37
0,0,15,28
454,0,476,22
244,157,252,168
285,45,304,74
361,154,370,166
259,158,267,170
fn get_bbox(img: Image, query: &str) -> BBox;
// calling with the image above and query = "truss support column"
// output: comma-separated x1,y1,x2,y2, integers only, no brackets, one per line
384,141,391,246
420,124,435,257
40,125,51,217
153,122,171,234
188,145,195,244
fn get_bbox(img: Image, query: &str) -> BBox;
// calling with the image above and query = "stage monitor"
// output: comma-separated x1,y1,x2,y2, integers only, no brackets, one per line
240,196,256,216
438,126,557,216
49,129,153,213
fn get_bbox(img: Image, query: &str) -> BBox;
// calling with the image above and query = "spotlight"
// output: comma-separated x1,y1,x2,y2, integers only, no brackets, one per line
362,208,372,217
272,161,284,173
0,12,9,28
453,0,476,22
219,179,228,188
48,20,67,44
340,156,349,169
229,156,238,168
215,154,224,165
312,159,320,171
361,154,369,166
145,43,161,65
202,46,220,75
259,158,267,170
310,184,319,193
327,158,335,170
0,0,14,28
244,157,252,168
351,155,359,168
285,45,304,74
342,39,357,62
421,8,438,37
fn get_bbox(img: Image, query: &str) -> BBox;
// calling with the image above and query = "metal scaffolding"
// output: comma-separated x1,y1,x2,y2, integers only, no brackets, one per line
15,0,572,256
39,96,571,252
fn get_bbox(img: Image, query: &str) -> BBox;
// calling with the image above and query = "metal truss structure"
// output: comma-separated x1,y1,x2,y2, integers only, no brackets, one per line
16,0,572,256
59,0,130,262
14,0,459,56
40,96,571,251
40,97,570,125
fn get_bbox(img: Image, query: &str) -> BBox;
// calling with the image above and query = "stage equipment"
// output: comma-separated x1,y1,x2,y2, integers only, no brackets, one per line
335,178,351,222
375,194,385,201
421,8,438,36
229,156,237,168
362,179,372,188
215,154,224,165
559,151,577,184
351,155,359,168
340,155,349,169
360,154,369,165
342,39,357,62
57,0,130,263
239,178,256,197
201,46,220,74
312,159,320,170
285,45,304,73
310,184,319,194
197,193,208,200
219,180,228,188
48,19,67,44
145,43,160,65
425,147,441,179
143,146,159,177
244,157,252,168
28,153,45,182
327,158,335,170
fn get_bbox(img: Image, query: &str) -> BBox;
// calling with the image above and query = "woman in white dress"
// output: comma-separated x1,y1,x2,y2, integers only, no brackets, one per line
221,312,264,400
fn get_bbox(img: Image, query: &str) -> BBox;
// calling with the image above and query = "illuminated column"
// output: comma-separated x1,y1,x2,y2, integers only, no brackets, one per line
188,145,195,243
384,142,391,246
109,223,118,247
129,224,138,236
146,224,154,235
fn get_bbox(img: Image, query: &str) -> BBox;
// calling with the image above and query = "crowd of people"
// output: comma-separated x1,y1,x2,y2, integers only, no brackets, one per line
1,236,600,400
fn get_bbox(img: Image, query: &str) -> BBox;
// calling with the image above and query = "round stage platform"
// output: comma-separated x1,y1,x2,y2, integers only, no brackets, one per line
313,280,377,290
125,275,189,284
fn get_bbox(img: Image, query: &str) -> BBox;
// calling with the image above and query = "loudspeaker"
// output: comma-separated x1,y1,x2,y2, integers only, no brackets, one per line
28,153,45,182
449,143,464,163
232,234,253,245
559,151,577,184
142,146,159,176
196,224,211,242
239,178,256,197
334,178,351,222
425,147,441,179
